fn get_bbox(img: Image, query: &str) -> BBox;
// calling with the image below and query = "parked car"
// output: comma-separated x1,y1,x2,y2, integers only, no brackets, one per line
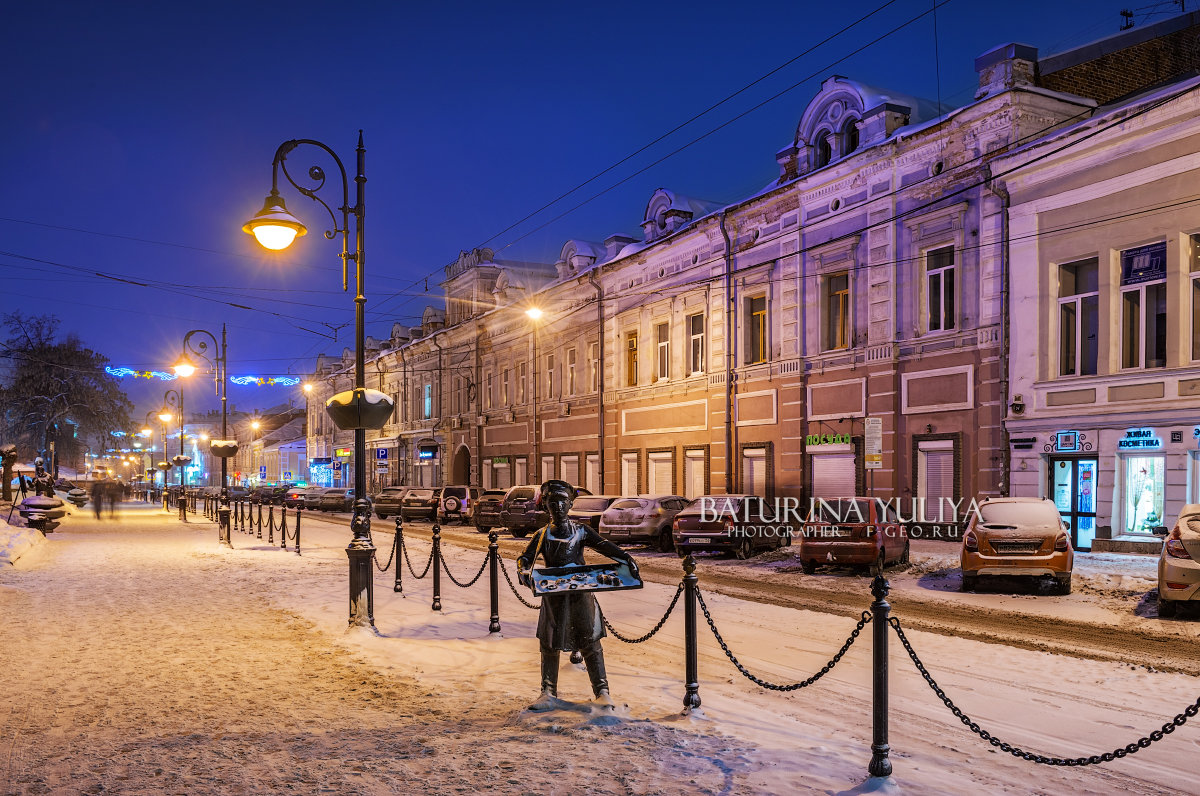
318,488,357,512
1157,504,1200,617
671,494,791,559
282,486,308,508
401,488,439,521
373,487,409,520
599,495,688,551
960,497,1073,594
796,497,909,574
227,485,249,500
436,485,481,525
500,484,592,537
569,495,624,532
472,489,508,533
302,486,328,510
248,485,275,504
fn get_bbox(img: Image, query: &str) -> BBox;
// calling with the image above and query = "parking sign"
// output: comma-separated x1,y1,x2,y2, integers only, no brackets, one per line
332,461,342,472
376,449,388,460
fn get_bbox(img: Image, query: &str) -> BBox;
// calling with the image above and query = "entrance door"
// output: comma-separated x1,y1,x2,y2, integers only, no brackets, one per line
1050,457,1098,551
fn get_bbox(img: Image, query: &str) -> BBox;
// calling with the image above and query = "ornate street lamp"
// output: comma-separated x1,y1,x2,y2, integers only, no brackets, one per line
176,326,233,545
243,131,394,630
161,388,189,520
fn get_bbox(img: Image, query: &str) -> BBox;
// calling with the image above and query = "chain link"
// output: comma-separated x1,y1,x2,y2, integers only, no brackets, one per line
440,550,489,588
600,583,684,643
889,616,1200,765
696,588,870,691
497,557,542,610
401,538,435,579
372,529,399,572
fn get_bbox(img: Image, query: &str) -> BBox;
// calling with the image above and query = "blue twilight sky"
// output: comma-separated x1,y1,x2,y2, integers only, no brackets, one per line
0,0,1154,415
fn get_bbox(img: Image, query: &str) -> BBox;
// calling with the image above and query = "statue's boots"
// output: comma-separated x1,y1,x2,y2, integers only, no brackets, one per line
528,647,560,711
581,642,613,708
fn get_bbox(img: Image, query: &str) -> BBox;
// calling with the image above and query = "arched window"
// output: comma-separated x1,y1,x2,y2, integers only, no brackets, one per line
842,118,859,155
815,132,832,168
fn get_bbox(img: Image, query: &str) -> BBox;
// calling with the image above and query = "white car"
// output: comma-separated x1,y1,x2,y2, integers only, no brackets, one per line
1158,504,1200,617
600,495,689,552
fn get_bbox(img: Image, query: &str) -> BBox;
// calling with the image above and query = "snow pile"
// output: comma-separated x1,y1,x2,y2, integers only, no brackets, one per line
0,515,45,565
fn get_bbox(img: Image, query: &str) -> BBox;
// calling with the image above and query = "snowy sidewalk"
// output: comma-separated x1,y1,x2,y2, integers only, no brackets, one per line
3,503,1200,794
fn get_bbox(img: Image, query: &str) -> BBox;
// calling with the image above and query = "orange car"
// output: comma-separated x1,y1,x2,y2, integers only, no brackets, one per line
960,497,1073,594
798,497,909,574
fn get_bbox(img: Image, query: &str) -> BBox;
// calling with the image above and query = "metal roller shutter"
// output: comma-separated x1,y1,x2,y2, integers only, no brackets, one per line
812,453,856,498
648,454,672,494
742,449,767,496
560,456,579,487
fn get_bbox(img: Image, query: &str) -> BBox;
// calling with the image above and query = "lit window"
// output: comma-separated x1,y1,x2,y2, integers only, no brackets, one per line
825,272,850,350
1190,234,1200,361
926,246,955,333
655,322,670,381
589,342,599,392
546,353,555,398
625,331,639,387
566,348,577,395
1120,242,1166,369
501,368,510,405
1058,258,1098,376
688,313,705,375
746,296,767,364
422,383,432,419
518,361,527,403
485,371,493,409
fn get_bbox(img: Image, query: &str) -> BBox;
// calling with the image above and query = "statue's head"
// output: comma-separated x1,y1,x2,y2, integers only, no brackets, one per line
537,479,577,518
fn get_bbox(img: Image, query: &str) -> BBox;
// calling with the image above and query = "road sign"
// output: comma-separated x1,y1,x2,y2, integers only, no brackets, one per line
865,417,883,470
375,449,388,460
332,461,342,472
376,463,389,472
259,465,267,477
283,471,292,480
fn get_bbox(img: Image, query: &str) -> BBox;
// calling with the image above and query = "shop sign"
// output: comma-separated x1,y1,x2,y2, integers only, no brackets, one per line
334,447,352,458
310,457,332,465
492,456,509,464
806,433,851,446
1053,431,1079,452
417,444,438,460
1117,428,1162,450
1120,241,1166,286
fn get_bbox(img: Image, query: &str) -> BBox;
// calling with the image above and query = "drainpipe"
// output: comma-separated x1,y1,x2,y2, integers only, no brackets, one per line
987,165,1012,497
399,348,408,487
719,211,735,493
433,334,445,486
476,322,485,490
587,269,606,491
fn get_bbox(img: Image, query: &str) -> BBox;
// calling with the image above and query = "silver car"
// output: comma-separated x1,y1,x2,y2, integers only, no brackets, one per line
1158,504,1200,617
599,495,689,552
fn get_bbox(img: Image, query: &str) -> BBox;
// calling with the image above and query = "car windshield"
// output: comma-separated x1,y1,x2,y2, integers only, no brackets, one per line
408,489,434,498
326,490,346,496
380,488,405,495
978,502,1060,527
508,488,535,500
573,497,614,511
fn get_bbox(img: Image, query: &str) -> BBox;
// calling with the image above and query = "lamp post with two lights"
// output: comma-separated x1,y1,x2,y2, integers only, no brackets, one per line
175,326,235,545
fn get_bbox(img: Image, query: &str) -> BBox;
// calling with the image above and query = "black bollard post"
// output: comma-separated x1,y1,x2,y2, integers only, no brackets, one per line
488,530,501,633
868,572,893,778
682,554,701,713
256,502,263,539
267,504,275,545
393,517,404,593
280,506,288,549
294,507,302,555
218,492,231,549
431,523,442,612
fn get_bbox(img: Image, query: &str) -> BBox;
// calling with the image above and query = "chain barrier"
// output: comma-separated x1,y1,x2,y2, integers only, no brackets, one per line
401,538,435,579
440,549,490,588
600,583,684,643
373,528,399,572
888,616,1200,766
497,557,541,610
696,588,870,691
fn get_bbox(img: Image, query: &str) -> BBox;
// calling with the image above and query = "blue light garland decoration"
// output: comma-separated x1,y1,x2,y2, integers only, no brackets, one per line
105,367,177,381
228,376,301,387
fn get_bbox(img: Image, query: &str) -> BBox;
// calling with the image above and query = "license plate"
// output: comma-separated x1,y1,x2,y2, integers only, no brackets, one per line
692,537,713,544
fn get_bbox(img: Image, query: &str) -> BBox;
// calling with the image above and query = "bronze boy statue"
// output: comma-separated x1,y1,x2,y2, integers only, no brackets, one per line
517,479,639,711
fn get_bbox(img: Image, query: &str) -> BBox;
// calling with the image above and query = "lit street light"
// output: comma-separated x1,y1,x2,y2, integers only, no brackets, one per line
243,131,394,630
176,326,232,545
161,388,189,521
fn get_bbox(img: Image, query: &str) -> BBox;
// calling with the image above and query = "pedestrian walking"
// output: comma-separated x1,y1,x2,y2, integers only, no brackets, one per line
90,478,106,520
106,478,121,518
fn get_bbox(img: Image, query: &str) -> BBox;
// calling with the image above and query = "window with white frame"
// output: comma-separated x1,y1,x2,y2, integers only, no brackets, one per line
566,347,577,395
925,246,955,333
625,331,639,387
589,342,599,392
688,313,705,375
518,361,527,403
546,353,555,398
655,322,670,381
501,368,510,406
485,371,494,409
746,295,767,364
1058,258,1099,377
1190,234,1200,361
422,383,432,419
825,272,850,350
1120,242,1167,370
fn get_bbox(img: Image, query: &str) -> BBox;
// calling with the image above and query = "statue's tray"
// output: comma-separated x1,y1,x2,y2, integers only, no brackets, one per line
531,561,643,596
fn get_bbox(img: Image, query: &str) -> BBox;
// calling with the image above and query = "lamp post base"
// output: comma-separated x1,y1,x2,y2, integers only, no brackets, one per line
218,507,232,547
346,543,375,629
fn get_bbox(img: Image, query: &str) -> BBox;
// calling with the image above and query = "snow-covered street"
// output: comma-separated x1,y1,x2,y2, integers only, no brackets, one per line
3,503,1200,794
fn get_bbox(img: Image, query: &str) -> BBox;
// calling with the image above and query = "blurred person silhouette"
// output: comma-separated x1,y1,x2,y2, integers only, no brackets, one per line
90,477,107,520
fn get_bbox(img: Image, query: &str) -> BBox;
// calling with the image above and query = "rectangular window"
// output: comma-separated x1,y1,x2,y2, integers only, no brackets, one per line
655,322,670,381
688,313,705,375
926,246,956,333
422,383,432,419
589,342,599,392
566,347,577,395
451,376,461,414
546,353,555,398
485,371,494,409
501,368,510,406
518,361,527,403
1191,234,1200,361
825,272,850,350
1057,258,1099,376
625,331,639,387
1120,241,1167,369
746,296,767,364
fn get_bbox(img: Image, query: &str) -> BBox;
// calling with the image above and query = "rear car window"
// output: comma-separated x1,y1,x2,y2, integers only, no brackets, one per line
813,499,872,523
979,502,1060,526
508,488,536,500
573,497,614,511
408,490,434,498
611,499,646,510
442,487,467,498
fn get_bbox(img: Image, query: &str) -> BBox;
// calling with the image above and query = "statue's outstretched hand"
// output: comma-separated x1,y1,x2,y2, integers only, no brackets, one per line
517,565,533,588
625,556,640,580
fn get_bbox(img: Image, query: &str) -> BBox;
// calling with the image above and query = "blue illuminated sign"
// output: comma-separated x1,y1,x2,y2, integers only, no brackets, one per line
1117,428,1162,450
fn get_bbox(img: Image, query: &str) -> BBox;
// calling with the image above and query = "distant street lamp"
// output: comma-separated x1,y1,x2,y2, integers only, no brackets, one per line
161,388,189,520
243,131,394,630
176,326,232,545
